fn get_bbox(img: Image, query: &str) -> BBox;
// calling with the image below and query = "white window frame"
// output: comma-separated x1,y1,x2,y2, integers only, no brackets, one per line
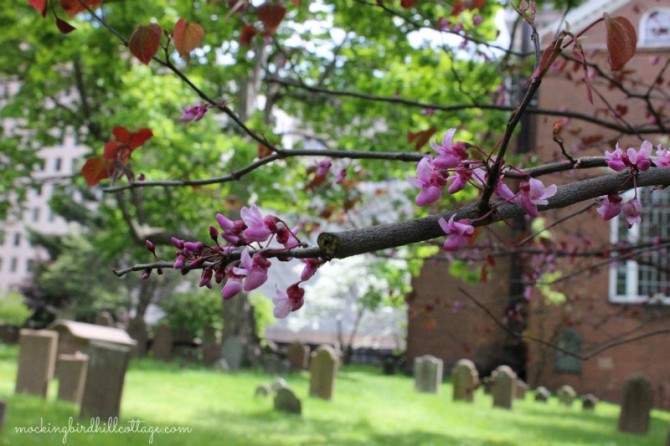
639,8,670,48
609,188,670,305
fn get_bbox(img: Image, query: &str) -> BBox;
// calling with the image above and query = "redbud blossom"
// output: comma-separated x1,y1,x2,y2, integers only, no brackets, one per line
596,193,623,220
141,269,151,280
438,215,474,251
622,198,642,227
145,240,155,253
335,168,347,184
173,255,186,269
407,157,446,206
209,225,219,242
447,165,471,194
300,258,321,281
472,15,483,26
179,104,208,122
627,141,652,171
519,178,557,218
273,289,292,318
287,283,305,311
652,145,670,167
605,145,627,171
241,205,272,242
199,267,213,288
221,276,243,300
430,129,468,169
233,248,270,292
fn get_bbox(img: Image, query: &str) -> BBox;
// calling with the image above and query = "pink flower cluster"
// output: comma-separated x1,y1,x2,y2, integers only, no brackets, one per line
151,204,324,319
179,104,209,122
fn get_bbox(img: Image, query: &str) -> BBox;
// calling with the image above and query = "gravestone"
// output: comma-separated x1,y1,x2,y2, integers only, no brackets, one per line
286,342,310,372
309,346,338,400
618,373,654,435
516,380,528,399
413,355,443,394
152,324,173,361
56,352,89,404
202,326,220,365
452,359,478,402
582,393,598,410
95,312,113,327
255,384,272,398
15,329,58,398
221,336,244,371
127,319,149,357
0,400,5,431
535,386,551,402
80,341,132,420
274,387,302,415
491,365,516,409
271,377,288,391
482,376,493,394
557,385,577,407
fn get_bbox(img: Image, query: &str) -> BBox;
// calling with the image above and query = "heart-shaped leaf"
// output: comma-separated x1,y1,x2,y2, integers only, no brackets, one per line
256,3,286,34
59,0,103,18
56,17,76,34
112,126,154,151
240,24,257,45
81,156,112,187
173,18,205,58
28,0,48,17
604,14,637,71
129,24,163,65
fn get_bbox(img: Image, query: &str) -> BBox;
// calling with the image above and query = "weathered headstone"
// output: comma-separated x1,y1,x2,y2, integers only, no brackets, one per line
95,312,113,327
557,385,577,407
452,359,478,402
152,324,173,361
255,384,272,397
221,336,244,371
274,387,302,415
413,355,443,394
0,400,6,431
202,326,220,365
127,319,149,357
516,380,528,399
271,377,288,391
80,341,132,420
15,329,58,398
582,393,598,410
491,365,516,409
482,376,493,395
618,373,654,435
286,342,310,372
56,352,89,404
535,386,551,402
309,346,338,400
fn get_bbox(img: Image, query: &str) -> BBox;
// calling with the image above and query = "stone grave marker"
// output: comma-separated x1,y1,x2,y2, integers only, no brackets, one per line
413,355,443,394
535,386,551,402
274,387,302,415
152,324,173,361
15,329,58,398
452,359,478,402
309,346,337,400
271,377,288,391
287,342,310,372
255,384,272,398
56,352,89,404
80,341,132,420
127,319,148,357
618,373,653,435
491,365,516,409
582,393,598,410
221,336,244,371
516,380,528,399
482,376,493,394
95,312,113,327
557,385,577,407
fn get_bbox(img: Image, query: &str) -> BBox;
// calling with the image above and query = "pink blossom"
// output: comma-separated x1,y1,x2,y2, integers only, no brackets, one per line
472,15,483,26
179,104,208,122
233,248,271,291
652,145,670,167
605,144,627,171
438,215,474,251
495,180,516,201
622,198,642,227
627,141,652,171
335,168,347,184
447,165,471,194
221,276,243,300
300,258,321,281
241,205,272,242
199,267,213,289
437,16,449,31
287,283,305,311
276,225,300,249
430,129,468,169
407,157,446,206
273,289,292,318
519,178,557,217
596,193,623,220
216,213,245,245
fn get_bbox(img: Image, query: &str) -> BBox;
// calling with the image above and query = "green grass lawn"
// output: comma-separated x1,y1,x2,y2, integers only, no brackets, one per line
0,344,668,445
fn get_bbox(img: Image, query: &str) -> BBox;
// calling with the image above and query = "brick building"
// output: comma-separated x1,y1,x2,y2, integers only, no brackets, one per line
407,0,670,409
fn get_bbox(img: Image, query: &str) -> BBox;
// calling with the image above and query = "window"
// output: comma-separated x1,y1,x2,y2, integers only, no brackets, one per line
31,207,40,222
26,259,35,273
9,257,18,273
640,9,670,47
609,188,670,304
54,157,62,172
13,233,21,247
554,329,582,373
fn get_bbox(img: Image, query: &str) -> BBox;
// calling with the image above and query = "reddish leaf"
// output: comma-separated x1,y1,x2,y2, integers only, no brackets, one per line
240,24,257,45
59,0,102,17
103,141,119,160
256,3,286,34
81,156,112,187
56,17,76,34
479,264,488,283
173,18,205,58
28,0,47,17
604,14,637,71
128,24,163,65
572,41,593,104
257,143,272,159
112,127,153,151
407,127,437,151
401,0,418,8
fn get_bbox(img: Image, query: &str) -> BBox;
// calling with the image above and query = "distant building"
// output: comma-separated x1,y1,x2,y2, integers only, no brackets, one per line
407,0,670,409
